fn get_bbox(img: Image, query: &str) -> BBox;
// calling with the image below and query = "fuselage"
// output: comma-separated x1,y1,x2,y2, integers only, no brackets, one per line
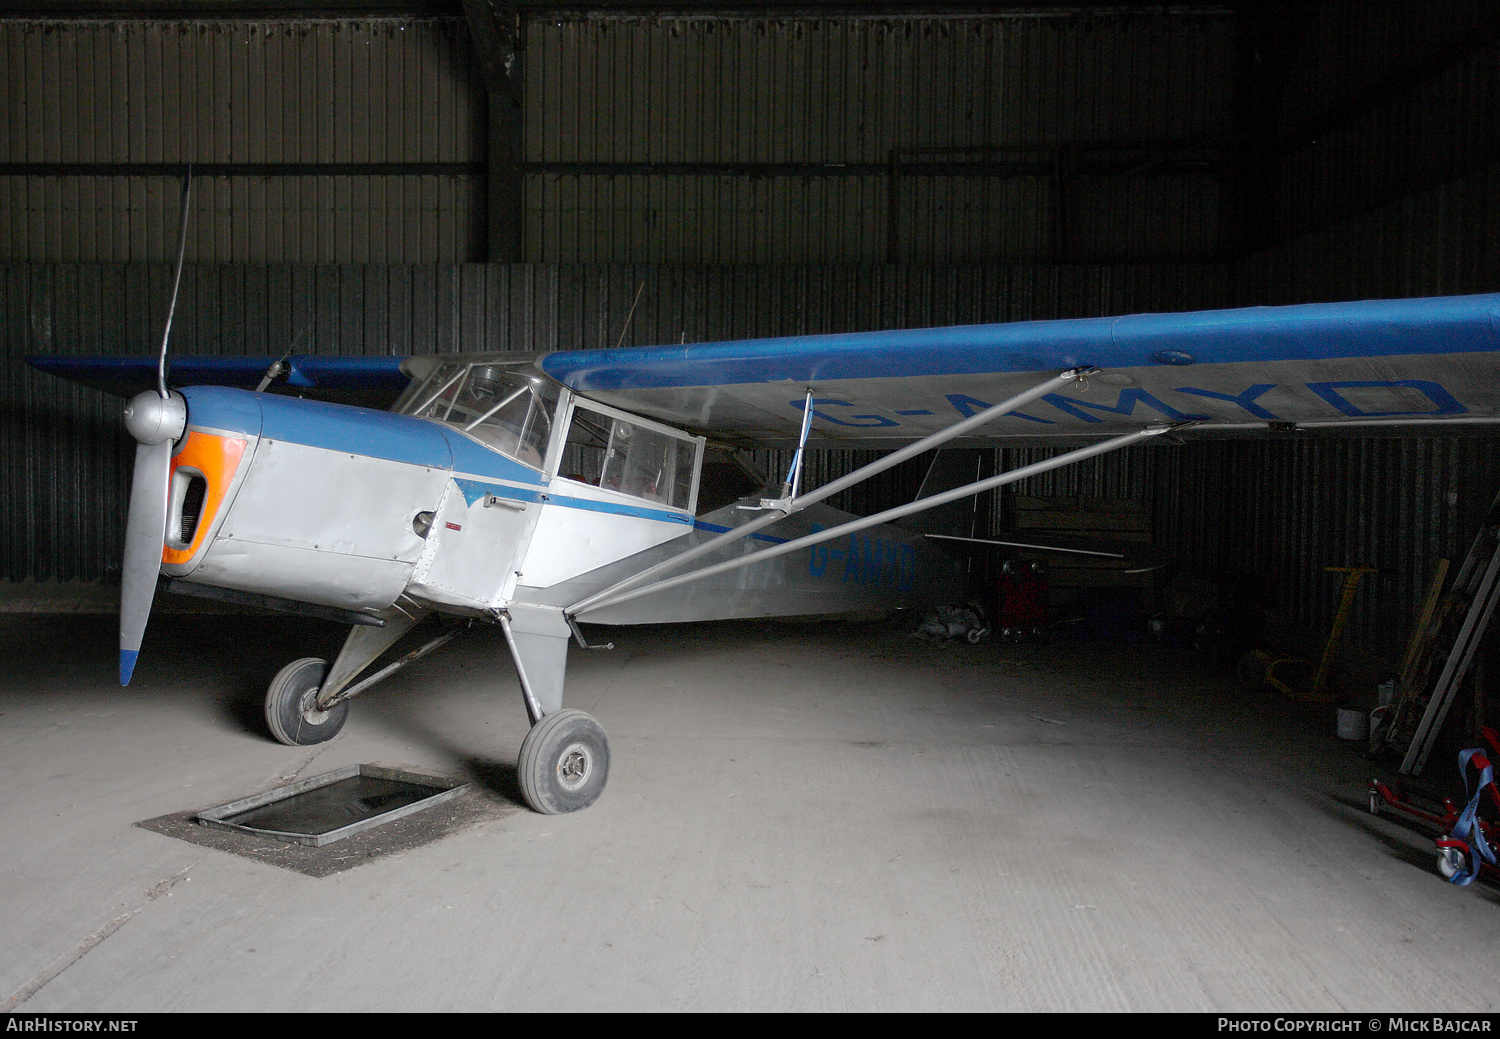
158,364,965,626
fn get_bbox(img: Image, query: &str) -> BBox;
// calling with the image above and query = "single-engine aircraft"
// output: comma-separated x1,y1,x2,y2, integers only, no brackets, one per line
29,290,1500,813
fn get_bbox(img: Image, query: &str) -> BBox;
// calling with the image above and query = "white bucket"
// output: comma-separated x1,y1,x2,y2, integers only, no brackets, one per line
1337,707,1369,741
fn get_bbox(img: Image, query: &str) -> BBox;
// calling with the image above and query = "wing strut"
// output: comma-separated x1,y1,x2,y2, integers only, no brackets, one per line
572,420,1175,618
778,388,817,500
566,366,1095,617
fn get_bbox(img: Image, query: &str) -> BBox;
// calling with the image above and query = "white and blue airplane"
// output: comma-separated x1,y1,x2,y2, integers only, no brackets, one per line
29,290,1500,813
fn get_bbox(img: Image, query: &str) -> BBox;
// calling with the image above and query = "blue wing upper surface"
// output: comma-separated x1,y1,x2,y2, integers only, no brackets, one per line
29,293,1500,446
538,293,1500,445
541,294,1500,389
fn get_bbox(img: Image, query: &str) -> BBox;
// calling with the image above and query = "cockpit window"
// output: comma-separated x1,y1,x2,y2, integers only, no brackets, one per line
694,449,767,515
397,362,557,468
559,402,700,512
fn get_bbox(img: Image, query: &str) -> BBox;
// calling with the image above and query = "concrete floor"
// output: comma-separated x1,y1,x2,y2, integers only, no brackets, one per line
1,611,1496,1012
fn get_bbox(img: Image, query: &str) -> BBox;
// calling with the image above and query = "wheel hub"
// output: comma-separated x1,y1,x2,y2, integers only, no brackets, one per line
556,742,593,791
298,687,330,725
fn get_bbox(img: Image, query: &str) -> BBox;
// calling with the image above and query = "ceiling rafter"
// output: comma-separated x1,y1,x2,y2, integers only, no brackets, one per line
3,1,1235,19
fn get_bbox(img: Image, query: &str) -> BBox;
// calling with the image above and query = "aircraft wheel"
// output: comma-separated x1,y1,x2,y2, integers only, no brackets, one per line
517,708,610,815
265,657,347,746
1438,845,1468,880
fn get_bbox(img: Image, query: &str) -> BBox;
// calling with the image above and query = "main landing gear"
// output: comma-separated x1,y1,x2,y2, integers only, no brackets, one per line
517,709,610,815
262,644,611,816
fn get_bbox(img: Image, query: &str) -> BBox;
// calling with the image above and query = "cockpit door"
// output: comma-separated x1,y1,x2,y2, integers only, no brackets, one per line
516,394,705,591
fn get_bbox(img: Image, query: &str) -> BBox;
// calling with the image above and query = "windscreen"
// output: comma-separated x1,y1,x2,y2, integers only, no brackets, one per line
398,362,558,469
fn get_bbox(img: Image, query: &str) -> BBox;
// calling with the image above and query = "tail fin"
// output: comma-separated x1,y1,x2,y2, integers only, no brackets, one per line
902,448,994,537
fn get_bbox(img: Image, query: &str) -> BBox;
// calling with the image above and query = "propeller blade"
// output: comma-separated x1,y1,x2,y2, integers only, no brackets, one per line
119,390,187,686
120,438,173,685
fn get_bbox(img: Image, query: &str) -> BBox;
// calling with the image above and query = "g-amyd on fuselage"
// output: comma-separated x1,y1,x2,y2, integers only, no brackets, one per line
150,353,963,814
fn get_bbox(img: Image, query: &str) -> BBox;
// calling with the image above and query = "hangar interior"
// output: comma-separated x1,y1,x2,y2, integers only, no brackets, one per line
3,0,1500,1013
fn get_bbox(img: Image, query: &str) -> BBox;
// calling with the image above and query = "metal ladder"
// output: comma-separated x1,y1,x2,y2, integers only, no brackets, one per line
1394,489,1500,775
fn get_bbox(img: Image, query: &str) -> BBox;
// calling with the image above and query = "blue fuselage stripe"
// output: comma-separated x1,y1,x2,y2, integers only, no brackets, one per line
442,433,545,485
184,388,680,523
693,519,788,544
455,477,691,524
180,386,545,485
257,395,456,469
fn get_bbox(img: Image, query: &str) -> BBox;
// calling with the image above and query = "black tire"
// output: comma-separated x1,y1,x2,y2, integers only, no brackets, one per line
265,657,347,746
517,708,610,815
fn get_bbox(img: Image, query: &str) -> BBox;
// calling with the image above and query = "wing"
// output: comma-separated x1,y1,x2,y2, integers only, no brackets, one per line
26,354,410,404
31,294,1500,447
539,293,1500,447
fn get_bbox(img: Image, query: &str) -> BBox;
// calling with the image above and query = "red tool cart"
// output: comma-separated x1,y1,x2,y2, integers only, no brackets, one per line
999,559,1048,641
1369,726,1500,884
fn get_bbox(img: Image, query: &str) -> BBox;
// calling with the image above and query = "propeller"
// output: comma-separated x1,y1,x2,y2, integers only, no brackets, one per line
118,168,192,686
119,392,185,684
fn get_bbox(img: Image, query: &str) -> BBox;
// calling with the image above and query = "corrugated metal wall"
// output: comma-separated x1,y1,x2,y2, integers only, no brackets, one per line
1242,164,1500,305
1280,0,1489,108
3,4,1497,666
0,11,1234,266
1006,435,1500,651
526,12,1233,263
530,14,1229,165
2,260,1232,585
1204,0,1500,657
1272,1,1500,248
0,18,484,263
0,173,481,264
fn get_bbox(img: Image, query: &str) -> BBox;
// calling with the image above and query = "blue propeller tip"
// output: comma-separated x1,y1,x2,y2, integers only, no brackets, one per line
120,649,139,686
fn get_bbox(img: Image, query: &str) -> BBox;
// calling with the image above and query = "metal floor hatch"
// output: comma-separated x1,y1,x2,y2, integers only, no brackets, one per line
196,764,468,847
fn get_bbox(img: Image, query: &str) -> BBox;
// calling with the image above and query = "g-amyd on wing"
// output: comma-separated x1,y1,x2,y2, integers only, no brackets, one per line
537,293,1500,446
